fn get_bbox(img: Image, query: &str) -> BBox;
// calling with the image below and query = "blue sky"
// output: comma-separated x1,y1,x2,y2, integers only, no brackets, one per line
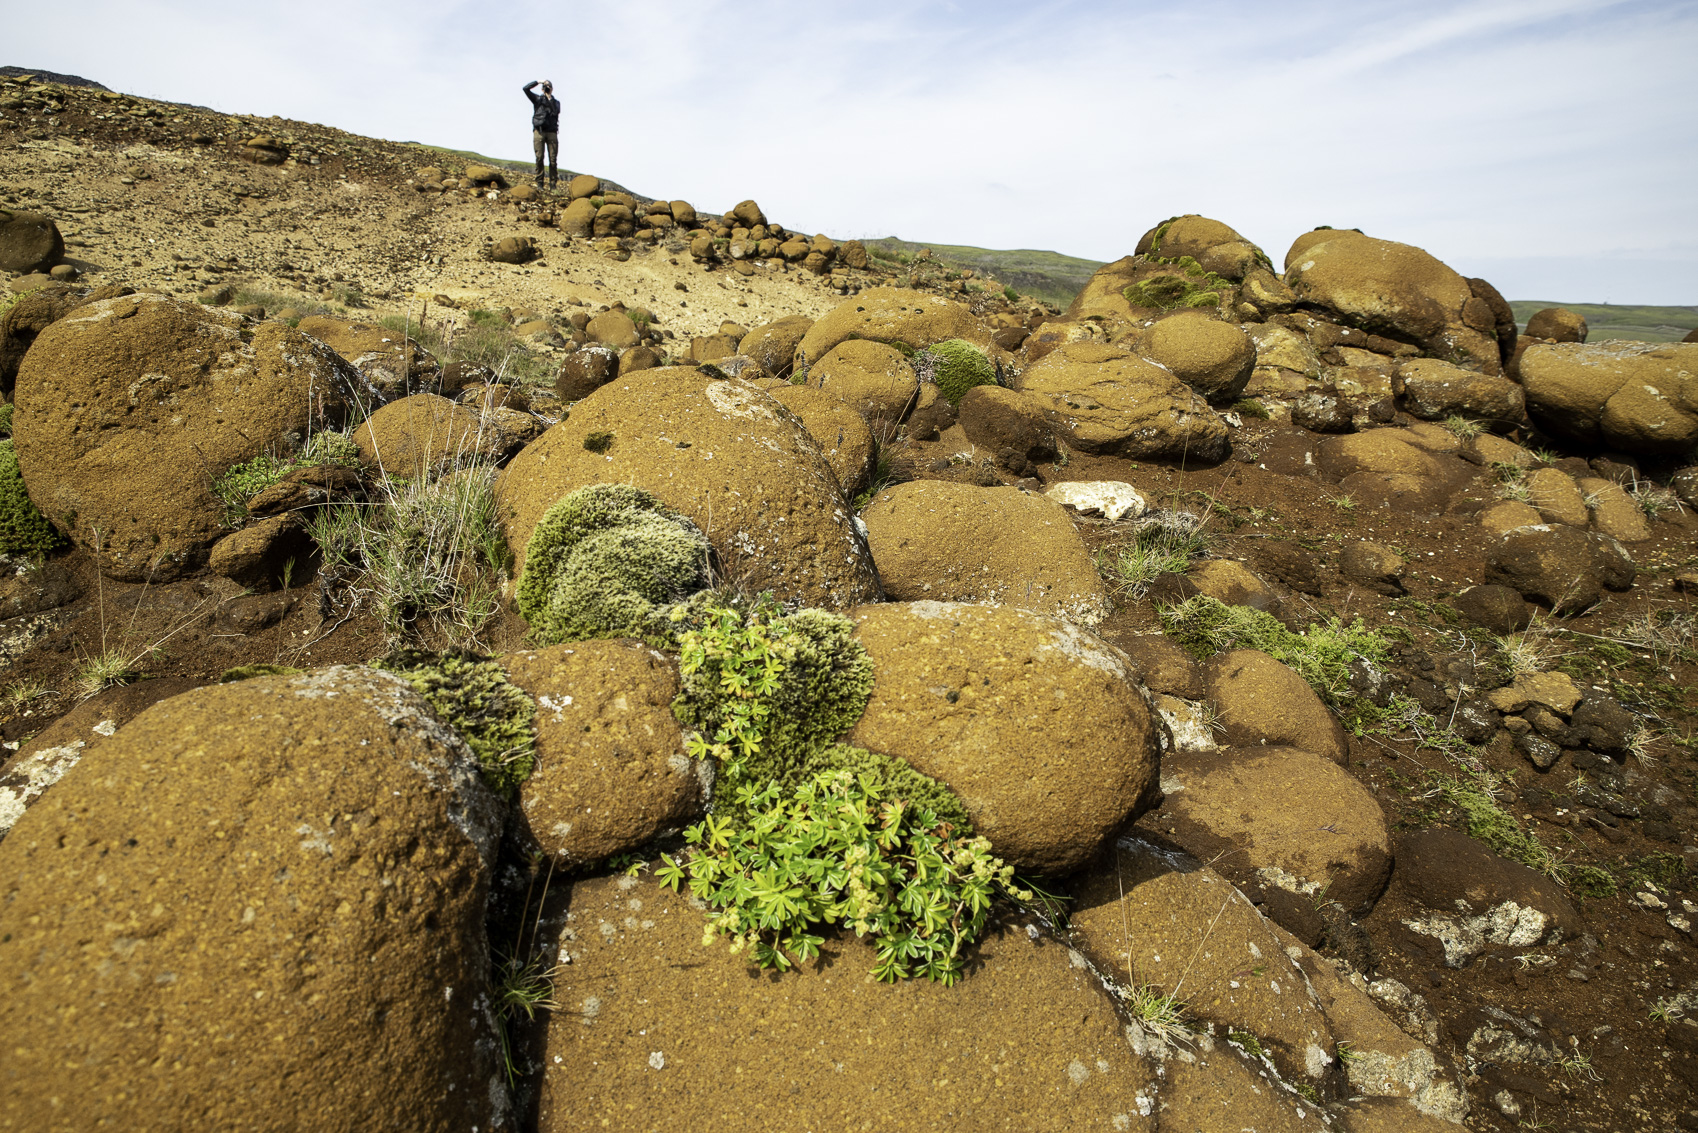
10,0,1698,303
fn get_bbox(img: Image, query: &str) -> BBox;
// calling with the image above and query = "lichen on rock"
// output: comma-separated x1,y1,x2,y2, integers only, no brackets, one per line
374,648,539,794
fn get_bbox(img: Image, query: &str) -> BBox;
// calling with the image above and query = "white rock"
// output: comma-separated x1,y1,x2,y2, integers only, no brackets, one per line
1045,480,1147,522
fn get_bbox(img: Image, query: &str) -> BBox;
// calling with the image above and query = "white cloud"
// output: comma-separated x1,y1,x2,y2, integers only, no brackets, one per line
7,0,1696,301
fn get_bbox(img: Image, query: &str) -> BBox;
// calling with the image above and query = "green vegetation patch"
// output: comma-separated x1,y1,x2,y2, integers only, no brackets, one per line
1159,594,1390,709
661,593,1017,983
1429,772,1567,880
1507,300,1698,344
515,484,710,647
0,403,13,436
1097,512,1211,598
1124,257,1231,311
0,439,65,557
375,648,538,794
915,338,996,405
219,663,304,683
212,431,361,525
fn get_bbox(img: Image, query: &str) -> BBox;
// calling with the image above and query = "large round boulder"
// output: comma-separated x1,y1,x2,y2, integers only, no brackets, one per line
1518,341,1698,455
1155,744,1392,913
860,482,1112,624
12,293,364,580
296,314,437,398
354,392,491,476
496,369,880,609
0,666,510,1132
1524,307,1586,342
1136,315,1256,403
1013,342,1231,464
1136,214,1267,280
504,639,704,865
804,338,921,424
764,383,877,497
737,314,813,380
956,385,1059,468
1284,230,1502,375
1206,649,1348,764
0,209,63,274
793,287,983,373
848,601,1162,875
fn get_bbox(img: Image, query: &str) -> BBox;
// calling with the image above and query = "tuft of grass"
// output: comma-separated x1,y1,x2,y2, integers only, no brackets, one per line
308,465,507,651
2,678,53,711
1629,481,1681,519
1120,982,1194,1047
1493,615,1565,680
1231,398,1270,420
74,648,135,700
1096,511,1211,598
1442,415,1484,439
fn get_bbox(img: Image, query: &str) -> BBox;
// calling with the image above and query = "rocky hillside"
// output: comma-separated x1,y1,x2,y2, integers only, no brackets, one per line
2,72,1698,1133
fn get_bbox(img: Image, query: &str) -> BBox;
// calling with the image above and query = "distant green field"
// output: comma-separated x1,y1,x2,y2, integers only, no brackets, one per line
1508,301,1698,343
864,238,1106,307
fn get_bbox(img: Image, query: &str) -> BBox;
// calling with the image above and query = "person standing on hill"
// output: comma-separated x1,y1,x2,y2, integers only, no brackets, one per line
523,79,560,191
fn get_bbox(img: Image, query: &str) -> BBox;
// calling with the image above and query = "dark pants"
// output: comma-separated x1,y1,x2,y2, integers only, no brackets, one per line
533,129,558,186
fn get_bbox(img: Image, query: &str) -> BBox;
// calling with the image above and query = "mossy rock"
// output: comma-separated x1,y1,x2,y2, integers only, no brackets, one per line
922,339,996,405
0,439,64,557
515,483,710,646
373,649,538,794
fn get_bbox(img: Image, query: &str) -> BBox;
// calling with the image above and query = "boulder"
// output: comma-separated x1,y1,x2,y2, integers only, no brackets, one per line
567,173,600,199
1467,276,1520,367
1156,744,1392,913
729,199,766,227
535,869,1161,1131
1518,341,1698,455
207,514,312,590
764,384,876,497
668,199,695,226
0,667,509,1132
1485,524,1636,613
1523,467,1588,526
848,601,1161,874
1313,430,1469,511
737,314,813,380
586,310,639,348
0,209,64,274
1070,835,1342,1090
1283,229,1502,374
804,339,920,424
1138,214,1266,280
489,235,538,264
616,344,660,376
1577,476,1651,542
0,280,133,396
1390,828,1579,968
1206,649,1349,765
496,370,879,609
556,344,618,401
860,483,1113,625
354,393,490,476
505,640,704,864
464,162,503,184
1396,358,1524,429
561,197,597,237
1188,559,1280,611
1524,307,1586,342
1339,541,1406,596
793,287,982,372
1013,342,1231,464
592,204,634,239
12,294,363,581
1452,584,1533,634
296,314,436,398
1137,315,1256,403
956,385,1058,470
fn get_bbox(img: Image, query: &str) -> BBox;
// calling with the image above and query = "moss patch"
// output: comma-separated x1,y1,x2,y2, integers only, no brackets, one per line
1124,257,1231,311
374,648,538,794
515,484,710,646
0,439,65,558
219,663,305,682
916,339,995,405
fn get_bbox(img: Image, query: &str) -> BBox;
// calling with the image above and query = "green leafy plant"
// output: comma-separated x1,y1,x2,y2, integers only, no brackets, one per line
515,484,710,647
0,439,65,558
658,769,1025,984
1123,257,1230,311
210,431,361,526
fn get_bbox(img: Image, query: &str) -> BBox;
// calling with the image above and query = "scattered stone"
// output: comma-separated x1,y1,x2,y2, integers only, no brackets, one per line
0,210,64,274
1206,649,1349,765
1044,480,1146,521
1394,828,1578,967
1485,523,1635,613
1452,584,1533,634
1397,358,1524,428
1487,671,1582,716
207,514,311,591
1340,541,1406,596
354,393,491,477
956,385,1057,470
1576,476,1651,542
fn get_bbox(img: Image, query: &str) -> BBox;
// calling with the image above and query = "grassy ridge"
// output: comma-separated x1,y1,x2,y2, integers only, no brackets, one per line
1508,301,1698,343
864,238,1106,307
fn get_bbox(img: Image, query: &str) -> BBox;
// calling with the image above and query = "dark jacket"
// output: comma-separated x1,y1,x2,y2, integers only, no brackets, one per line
523,82,560,133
